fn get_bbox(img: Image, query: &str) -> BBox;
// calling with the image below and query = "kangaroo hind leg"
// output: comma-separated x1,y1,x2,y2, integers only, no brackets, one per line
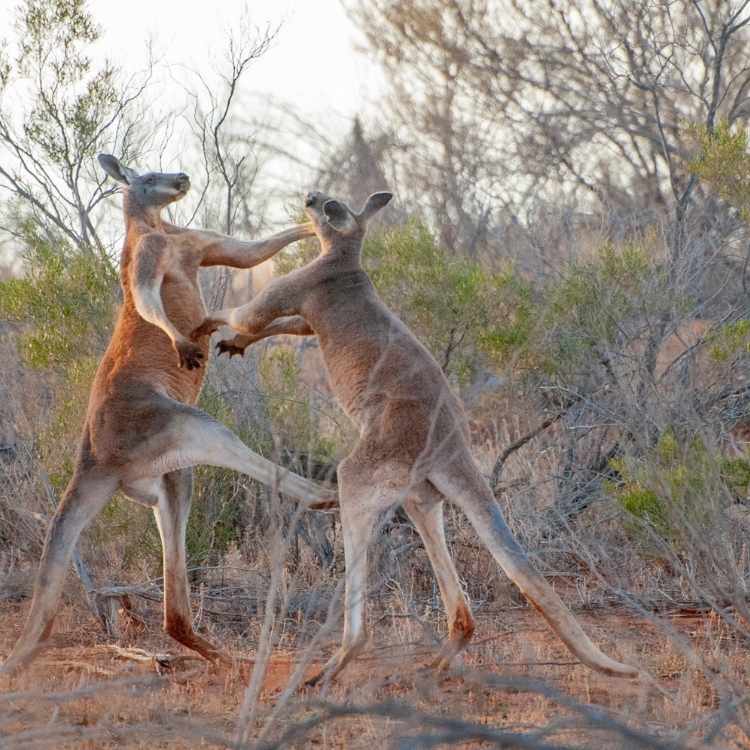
404,481,474,670
152,470,230,664
306,459,409,687
1,469,117,674
126,394,335,507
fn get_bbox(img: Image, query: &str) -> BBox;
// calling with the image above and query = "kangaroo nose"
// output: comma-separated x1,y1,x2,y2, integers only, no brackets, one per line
176,174,190,190
305,192,317,207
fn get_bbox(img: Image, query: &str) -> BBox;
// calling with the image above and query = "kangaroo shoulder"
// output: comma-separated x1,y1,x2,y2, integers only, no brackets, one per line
131,233,172,284
136,231,169,256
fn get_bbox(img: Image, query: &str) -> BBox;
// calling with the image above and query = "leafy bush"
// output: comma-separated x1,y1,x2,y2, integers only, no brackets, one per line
707,319,750,363
537,242,663,379
690,121,750,221
608,429,729,555
366,221,534,381
258,346,340,463
0,223,117,371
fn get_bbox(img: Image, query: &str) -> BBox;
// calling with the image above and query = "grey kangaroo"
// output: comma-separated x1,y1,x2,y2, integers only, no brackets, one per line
192,190,639,683
1,158,334,675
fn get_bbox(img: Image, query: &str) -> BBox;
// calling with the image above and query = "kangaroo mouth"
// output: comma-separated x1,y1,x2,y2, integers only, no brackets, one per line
175,178,191,196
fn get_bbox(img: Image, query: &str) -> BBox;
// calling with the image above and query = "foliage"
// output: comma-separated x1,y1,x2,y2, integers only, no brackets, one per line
365,221,534,381
690,121,750,221
0,0,148,253
258,346,339,463
17,0,116,165
535,242,664,379
0,223,117,372
608,430,728,554
719,456,750,497
707,319,750,363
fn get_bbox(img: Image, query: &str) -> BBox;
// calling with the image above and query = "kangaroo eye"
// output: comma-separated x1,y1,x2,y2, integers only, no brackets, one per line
146,177,156,186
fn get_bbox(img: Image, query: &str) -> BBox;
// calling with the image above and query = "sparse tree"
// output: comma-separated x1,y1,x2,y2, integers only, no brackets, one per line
351,0,750,223
0,0,153,256
187,20,277,309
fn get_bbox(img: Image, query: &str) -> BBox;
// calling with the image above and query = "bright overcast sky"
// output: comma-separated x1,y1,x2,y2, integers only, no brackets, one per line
0,0,383,138
91,0,381,122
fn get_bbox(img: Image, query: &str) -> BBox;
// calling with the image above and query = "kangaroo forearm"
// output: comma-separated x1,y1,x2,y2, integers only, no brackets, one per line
200,225,314,268
226,303,277,334
250,315,313,341
132,284,183,344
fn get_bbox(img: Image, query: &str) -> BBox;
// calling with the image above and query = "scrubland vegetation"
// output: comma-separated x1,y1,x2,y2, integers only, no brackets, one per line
3,0,750,747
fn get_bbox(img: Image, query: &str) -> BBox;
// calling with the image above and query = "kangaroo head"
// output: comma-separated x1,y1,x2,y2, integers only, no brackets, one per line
304,190,393,250
97,154,191,213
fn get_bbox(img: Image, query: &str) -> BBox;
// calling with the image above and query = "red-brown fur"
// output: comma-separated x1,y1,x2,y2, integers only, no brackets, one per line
1,157,329,675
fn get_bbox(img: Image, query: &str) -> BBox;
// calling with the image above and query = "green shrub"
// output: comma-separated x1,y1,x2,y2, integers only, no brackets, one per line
366,221,534,380
258,346,340,463
538,242,661,379
608,430,729,555
719,456,750,497
0,224,117,372
707,319,750,363
689,121,750,221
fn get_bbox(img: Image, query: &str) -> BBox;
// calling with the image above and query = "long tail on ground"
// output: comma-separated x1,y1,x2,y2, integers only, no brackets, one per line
432,466,639,678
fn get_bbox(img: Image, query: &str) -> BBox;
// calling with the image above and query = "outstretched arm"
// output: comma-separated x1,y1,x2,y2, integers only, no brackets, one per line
132,236,204,369
191,279,299,341
199,224,315,268
217,316,314,357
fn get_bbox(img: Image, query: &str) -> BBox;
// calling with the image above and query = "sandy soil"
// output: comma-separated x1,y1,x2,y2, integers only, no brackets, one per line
2,595,748,749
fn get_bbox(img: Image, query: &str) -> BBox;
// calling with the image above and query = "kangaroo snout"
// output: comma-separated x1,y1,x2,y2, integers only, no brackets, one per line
175,174,190,191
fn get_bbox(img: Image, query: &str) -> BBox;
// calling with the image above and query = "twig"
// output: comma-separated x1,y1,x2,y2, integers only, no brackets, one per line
491,396,581,491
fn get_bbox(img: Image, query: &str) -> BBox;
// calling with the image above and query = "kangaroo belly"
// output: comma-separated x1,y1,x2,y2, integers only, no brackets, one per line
86,290,208,465
319,333,467,463
161,276,206,337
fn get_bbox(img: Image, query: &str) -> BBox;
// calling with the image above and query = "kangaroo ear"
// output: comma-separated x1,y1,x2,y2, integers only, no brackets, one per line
97,154,138,185
359,191,393,224
323,199,358,233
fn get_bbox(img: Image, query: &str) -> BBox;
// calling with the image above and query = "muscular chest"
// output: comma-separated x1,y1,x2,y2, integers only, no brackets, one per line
161,269,206,335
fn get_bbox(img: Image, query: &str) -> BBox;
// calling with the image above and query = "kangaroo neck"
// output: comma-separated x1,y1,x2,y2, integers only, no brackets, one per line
319,237,362,272
123,191,165,235
119,195,167,291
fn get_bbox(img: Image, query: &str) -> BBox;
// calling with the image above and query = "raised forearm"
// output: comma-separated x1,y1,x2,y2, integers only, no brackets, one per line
131,247,183,344
242,315,312,342
200,224,314,268
216,316,314,358
132,280,182,343
132,242,204,369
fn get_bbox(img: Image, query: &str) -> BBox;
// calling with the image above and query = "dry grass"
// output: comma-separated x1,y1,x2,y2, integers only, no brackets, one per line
3,576,750,748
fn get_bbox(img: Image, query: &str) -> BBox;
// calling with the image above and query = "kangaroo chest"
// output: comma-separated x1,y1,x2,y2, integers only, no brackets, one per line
161,270,206,336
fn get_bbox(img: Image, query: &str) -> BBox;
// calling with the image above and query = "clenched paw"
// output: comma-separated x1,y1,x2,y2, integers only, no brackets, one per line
191,318,222,341
216,337,249,358
174,339,205,370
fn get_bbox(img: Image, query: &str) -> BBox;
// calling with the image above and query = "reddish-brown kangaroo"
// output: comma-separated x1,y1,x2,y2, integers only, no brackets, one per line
192,190,640,684
1,157,334,674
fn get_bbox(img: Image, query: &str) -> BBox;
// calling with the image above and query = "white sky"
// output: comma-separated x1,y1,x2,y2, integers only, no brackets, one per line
91,0,381,123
